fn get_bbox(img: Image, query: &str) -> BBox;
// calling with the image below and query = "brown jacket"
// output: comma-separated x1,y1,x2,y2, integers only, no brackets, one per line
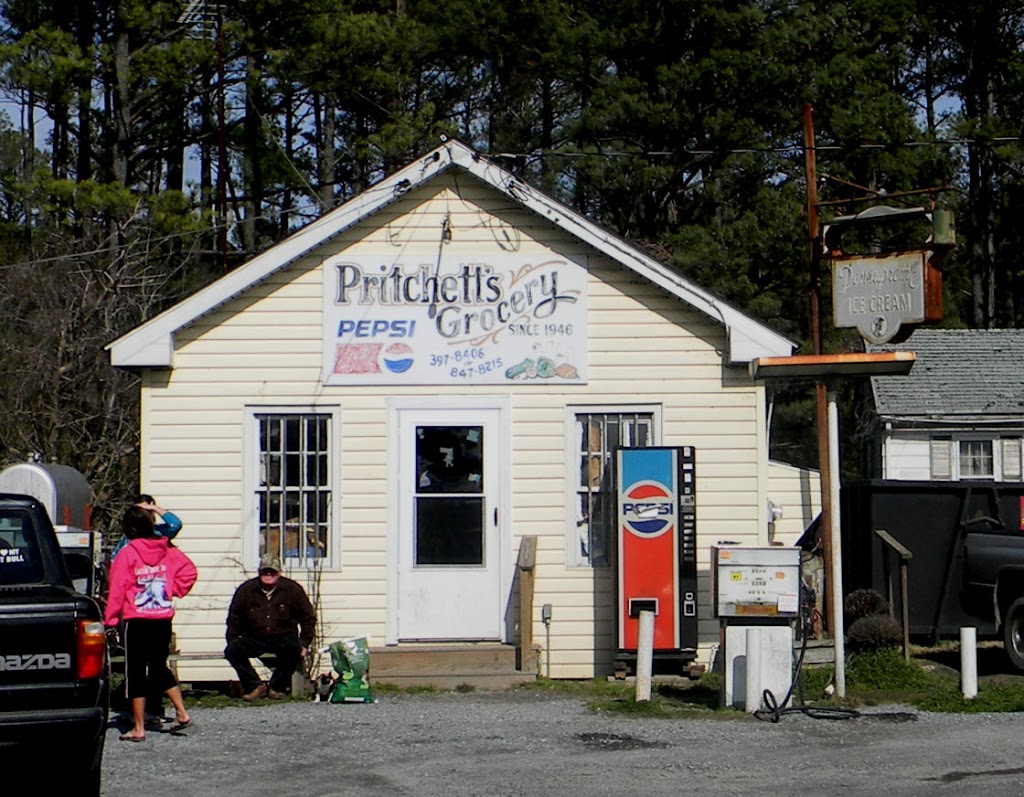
226,576,316,648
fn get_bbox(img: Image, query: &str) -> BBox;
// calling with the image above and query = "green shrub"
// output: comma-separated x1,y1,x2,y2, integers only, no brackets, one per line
844,588,889,622
847,613,904,652
846,648,933,691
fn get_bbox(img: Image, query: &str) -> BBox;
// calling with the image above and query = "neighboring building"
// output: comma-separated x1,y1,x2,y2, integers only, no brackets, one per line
767,460,820,546
868,329,1024,482
107,140,803,681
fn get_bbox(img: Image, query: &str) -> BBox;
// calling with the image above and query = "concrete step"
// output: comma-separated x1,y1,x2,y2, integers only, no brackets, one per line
796,637,835,667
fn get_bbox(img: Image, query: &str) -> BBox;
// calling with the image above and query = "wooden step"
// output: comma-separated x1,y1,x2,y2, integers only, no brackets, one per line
367,643,535,690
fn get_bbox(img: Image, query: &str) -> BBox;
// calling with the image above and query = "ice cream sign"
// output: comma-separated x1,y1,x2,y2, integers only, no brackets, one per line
322,255,587,385
832,251,928,344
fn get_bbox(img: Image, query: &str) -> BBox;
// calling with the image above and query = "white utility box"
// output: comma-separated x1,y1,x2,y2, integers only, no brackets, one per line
712,545,802,711
711,545,801,618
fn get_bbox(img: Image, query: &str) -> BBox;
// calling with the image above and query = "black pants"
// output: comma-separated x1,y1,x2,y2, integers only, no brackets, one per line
224,634,302,694
123,618,178,699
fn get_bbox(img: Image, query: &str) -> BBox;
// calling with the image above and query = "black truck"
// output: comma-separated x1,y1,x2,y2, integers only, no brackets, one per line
0,493,109,795
841,479,1024,671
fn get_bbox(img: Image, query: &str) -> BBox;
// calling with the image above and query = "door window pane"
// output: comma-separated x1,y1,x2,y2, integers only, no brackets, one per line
415,496,484,564
414,425,484,565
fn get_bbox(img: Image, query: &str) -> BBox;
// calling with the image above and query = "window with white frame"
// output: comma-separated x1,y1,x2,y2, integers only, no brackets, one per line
569,408,657,567
930,436,1022,481
959,439,994,479
255,412,333,565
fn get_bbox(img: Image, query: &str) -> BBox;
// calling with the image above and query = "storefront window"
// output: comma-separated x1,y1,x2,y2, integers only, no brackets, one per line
571,410,656,566
256,413,331,564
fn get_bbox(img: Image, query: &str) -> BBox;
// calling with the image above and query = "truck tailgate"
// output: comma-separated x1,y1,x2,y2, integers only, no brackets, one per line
0,587,103,712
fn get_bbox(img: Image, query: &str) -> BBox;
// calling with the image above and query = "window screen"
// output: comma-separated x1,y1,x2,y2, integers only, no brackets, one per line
256,413,332,564
574,412,654,566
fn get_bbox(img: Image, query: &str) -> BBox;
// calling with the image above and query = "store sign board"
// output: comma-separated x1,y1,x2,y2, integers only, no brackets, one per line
322,255,587,385
832,251,927,344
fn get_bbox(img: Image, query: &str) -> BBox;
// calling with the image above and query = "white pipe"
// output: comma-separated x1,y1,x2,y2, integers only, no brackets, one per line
827,389,847,698
961,626,978,699
635,610,654,702
745,627,762,713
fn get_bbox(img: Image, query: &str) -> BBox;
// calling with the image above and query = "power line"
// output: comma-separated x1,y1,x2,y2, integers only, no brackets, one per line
493,137,1024,160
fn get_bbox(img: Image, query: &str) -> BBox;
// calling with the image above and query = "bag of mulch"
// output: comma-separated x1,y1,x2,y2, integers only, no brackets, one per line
328,637,374,703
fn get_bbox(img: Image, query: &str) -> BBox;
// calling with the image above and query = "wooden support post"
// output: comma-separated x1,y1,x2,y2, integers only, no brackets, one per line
874,529,913,662
517,536,537,674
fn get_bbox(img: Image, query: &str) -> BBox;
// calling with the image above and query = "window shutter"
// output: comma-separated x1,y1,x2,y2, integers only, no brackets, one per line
930,438,953,480
1003,439,1022,482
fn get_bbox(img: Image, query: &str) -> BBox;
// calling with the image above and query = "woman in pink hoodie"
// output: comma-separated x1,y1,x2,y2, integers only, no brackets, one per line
104,505,198,742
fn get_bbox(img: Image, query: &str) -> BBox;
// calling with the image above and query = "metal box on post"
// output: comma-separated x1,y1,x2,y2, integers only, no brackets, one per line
615,446,698,677
711,546,802,618
0,462,98,595
711,545,801,710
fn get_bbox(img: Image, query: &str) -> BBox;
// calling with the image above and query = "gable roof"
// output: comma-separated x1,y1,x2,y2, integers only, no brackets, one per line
868,329,1024,420
107,139,794,368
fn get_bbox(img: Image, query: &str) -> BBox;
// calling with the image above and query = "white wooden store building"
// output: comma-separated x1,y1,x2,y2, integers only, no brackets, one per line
108,140,814,682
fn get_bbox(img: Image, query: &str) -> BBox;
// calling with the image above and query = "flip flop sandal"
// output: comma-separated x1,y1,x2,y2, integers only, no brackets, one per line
168,719,193,734
119,734,145,743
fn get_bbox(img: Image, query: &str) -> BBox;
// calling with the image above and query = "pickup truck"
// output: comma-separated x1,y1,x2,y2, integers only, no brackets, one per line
841,479,1024,671
0,493,109,795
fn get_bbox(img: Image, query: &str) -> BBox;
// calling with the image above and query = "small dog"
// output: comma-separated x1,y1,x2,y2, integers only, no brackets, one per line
313,672,335,703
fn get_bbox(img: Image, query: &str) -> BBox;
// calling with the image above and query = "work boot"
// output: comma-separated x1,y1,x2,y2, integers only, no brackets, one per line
242,683,268,701
267,688,287,700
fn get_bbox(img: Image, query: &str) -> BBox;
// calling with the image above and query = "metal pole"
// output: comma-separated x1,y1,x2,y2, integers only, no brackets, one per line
827,388,846,698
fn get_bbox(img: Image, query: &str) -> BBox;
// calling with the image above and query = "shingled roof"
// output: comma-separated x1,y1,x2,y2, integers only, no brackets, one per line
868,329,1024,420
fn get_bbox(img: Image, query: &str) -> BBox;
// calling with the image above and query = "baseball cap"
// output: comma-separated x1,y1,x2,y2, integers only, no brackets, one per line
259,553,283,573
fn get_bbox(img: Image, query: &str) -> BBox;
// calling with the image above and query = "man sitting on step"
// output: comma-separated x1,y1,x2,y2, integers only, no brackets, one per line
224,553,316,700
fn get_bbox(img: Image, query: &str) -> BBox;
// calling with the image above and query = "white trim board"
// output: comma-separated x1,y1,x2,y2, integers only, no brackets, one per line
107,140,795,369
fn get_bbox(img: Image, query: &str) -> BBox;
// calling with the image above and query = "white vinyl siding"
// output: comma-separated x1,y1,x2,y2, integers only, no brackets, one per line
138,174,768,681
766,460,822,547
883,434,1023,482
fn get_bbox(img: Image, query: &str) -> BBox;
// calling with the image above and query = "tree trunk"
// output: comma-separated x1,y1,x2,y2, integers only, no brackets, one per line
315,91,337,209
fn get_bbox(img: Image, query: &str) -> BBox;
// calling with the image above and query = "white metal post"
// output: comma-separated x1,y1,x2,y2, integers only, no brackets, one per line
744,627,762,713
827,389,846,698
961,626,978,699
635,610,655,702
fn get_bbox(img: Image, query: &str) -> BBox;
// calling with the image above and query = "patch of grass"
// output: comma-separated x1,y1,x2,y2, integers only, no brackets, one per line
917,681,1024,713
374,682,439,695
847,648,935,691
520,677,634,697
170,646,1024,714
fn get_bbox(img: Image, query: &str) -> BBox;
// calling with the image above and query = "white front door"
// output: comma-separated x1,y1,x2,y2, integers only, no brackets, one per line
395,406,504,640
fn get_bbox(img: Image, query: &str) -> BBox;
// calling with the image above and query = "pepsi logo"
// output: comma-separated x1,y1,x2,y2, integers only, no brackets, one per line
621,480,676,538
382,342,414,374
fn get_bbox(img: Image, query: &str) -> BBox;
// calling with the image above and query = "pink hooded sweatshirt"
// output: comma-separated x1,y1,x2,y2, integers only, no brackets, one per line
103,537,197,627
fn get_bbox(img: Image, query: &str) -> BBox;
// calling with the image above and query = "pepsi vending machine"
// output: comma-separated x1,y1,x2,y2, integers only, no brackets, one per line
615,446,699,677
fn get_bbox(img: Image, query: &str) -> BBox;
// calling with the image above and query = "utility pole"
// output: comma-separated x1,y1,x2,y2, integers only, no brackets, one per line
803,103,834,637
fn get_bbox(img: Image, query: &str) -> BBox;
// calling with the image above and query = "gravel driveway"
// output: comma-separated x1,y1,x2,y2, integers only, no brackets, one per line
101,689,1024,797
